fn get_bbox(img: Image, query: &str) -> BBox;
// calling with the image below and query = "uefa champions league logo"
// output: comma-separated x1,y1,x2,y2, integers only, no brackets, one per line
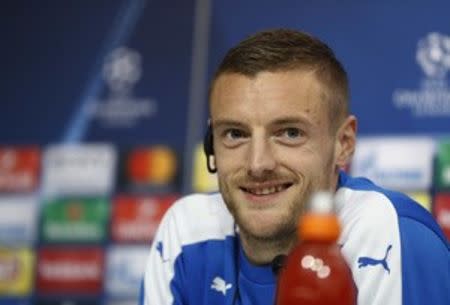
416,32,450,80
393,32,450,117
88,46,157,127
103,47,142,96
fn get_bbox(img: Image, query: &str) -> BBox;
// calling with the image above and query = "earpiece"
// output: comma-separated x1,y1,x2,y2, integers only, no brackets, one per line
203,123,217,173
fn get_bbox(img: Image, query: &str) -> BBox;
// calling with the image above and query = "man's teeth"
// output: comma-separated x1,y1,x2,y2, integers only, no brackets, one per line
247,185,286,195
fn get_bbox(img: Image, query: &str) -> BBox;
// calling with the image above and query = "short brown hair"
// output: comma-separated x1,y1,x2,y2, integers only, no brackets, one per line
210,29,349,128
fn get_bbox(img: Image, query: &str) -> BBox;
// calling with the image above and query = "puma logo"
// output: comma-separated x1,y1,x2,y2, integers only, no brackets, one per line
211,276,232,296
156,241,169,262
358,244,392,274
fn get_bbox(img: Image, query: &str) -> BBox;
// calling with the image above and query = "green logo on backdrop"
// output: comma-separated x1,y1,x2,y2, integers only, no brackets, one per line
41,198,109,242
435,141,450,190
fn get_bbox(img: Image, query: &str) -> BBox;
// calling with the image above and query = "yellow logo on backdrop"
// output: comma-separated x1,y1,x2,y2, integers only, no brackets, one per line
407,192,431,211
193,143,218,193
0,248,34,296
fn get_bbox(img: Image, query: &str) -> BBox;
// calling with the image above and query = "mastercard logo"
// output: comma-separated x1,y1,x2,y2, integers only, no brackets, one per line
127,146,177,185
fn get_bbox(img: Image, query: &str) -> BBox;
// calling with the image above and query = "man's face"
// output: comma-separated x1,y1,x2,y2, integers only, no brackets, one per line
210,70,341,242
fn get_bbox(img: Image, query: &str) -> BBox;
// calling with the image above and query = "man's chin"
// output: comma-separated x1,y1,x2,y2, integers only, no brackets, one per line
237,220,295,242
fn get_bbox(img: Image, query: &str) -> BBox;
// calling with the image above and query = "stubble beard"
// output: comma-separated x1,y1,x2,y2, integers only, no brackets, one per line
218,176,313,244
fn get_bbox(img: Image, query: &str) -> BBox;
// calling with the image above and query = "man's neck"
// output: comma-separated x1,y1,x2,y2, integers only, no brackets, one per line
239,230,297,265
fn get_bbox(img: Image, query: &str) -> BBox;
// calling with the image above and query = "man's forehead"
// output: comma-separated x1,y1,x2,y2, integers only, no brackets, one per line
210,70,328,117
211,70,318,90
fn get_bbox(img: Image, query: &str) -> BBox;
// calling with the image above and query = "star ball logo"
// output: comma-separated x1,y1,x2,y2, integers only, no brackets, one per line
88,47,158,127
393,32,450,117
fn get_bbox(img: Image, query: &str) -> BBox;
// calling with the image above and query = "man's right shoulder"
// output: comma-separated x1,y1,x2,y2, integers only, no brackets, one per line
143,193,237,305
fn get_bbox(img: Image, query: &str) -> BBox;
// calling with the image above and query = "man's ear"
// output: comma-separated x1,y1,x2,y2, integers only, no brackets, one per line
335,115,357,169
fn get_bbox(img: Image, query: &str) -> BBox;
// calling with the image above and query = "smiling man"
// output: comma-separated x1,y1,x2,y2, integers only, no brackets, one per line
210,69,353,265
140,29,449,305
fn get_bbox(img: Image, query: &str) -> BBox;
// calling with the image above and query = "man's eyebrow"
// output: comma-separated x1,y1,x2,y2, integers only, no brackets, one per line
270,116,312,126
271,117,304,125
212,117,312,128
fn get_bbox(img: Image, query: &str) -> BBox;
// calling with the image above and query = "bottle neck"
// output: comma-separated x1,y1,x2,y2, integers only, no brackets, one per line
298,214,340,243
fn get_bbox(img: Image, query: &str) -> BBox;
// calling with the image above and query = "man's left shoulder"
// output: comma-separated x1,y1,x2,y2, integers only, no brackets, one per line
336,174,448,250
337,175,449,304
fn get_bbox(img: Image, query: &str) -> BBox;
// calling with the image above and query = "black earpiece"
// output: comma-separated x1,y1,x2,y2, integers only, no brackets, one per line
203,124,217,173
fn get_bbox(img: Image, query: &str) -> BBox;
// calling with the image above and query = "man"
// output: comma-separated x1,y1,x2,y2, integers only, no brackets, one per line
140,29,449,305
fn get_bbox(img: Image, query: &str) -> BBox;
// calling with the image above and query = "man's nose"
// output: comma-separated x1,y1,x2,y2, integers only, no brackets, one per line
247,137,277,178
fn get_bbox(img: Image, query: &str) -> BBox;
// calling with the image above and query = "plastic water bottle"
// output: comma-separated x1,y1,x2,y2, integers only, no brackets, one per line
275,191,356,305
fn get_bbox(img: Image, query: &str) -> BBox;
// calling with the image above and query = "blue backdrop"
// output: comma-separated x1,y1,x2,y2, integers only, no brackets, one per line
5,1,449,193
1,1,449,304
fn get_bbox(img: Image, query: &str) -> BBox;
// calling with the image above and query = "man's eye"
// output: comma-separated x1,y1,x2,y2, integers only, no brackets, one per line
225,129,245,140
275,127,305,145
283,128,301,138
221,128,248,147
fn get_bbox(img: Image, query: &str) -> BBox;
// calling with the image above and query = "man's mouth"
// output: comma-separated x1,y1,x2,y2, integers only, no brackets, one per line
240,183,292,196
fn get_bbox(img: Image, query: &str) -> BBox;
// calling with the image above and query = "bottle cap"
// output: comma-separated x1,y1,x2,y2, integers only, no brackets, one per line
298,191,340,242
308,191,335,214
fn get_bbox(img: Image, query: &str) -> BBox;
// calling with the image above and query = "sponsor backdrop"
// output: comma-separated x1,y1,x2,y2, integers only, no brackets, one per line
1,1,450,304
